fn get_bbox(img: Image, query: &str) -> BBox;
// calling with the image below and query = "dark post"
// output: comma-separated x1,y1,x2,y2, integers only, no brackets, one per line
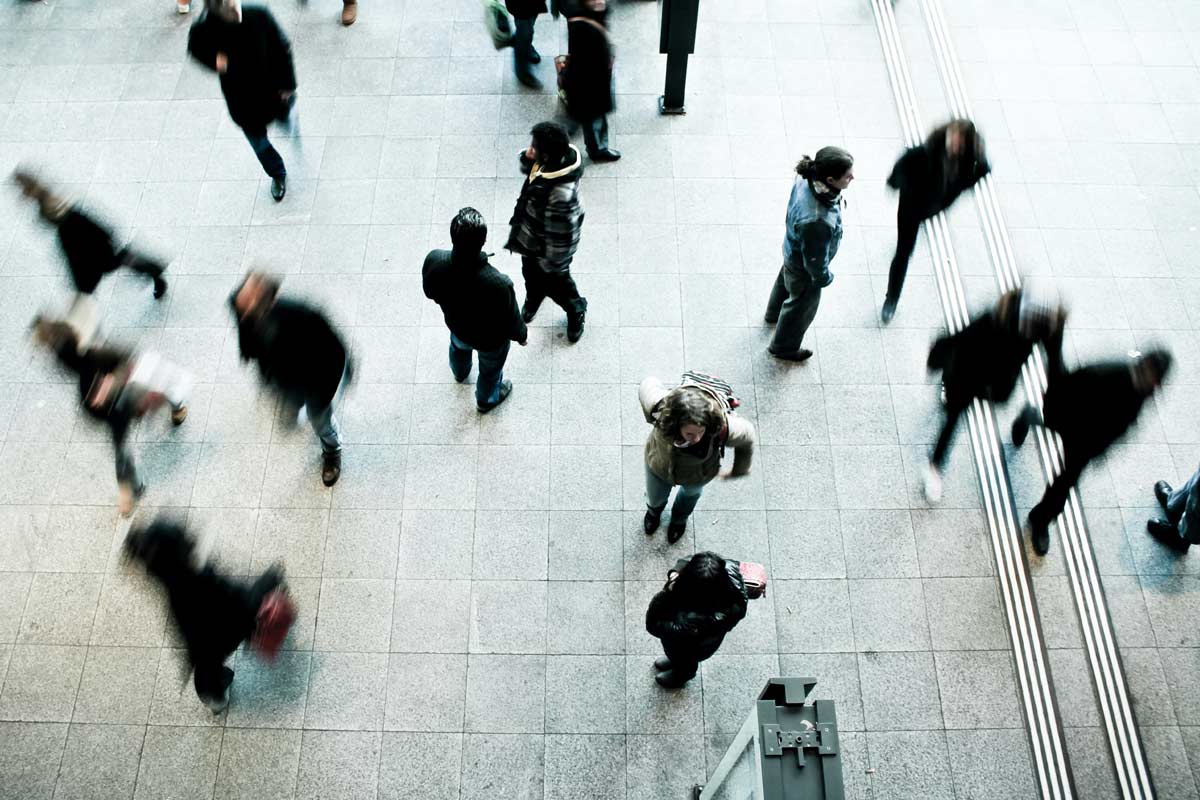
659,0,700,115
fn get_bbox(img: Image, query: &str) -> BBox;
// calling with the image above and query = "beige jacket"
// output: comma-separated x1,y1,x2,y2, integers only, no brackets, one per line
639,377,755,486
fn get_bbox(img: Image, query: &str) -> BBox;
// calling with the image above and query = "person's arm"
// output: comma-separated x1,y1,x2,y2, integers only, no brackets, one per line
506,282,528,344
542,187,582,270
263,12,297,93
645,591,694,640
724,415,755,476
638,377,669,424
1042,308,1067,379
186,17,220,72
886,147,920,190
799,220,835,287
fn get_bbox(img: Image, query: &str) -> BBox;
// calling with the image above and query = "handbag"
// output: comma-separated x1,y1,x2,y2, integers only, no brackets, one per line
738,561,768,599
249,588,297,661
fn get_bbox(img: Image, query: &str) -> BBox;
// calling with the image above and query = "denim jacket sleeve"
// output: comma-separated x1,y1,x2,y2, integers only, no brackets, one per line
799,219,835,287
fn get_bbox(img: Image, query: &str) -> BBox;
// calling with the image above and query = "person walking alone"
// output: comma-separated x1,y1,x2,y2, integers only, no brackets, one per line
646,551,748,688
188,0,298,202
563,0,620,162
882,118,989,323
423,208,528,413
507,0,548,88
507,121,588,343
764,147,854,363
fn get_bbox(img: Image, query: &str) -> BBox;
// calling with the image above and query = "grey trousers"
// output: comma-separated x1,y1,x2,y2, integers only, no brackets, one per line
765,263,822,353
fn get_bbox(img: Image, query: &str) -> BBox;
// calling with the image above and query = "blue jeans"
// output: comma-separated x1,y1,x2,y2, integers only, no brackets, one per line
242,96,295,180
512,16,536,78
1166,465,1200,546
449,333,510,407
645,464,704,523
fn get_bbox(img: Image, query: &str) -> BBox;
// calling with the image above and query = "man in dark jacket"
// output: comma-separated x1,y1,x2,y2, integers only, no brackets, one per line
507,122,588,342
883,119,990,323
1013,349,1171,555
230,271,350,486
14,169,168,299
506,0,548,88
923,289,1066,502
564,0,620,161
188,0,297,202
124,520,284,713
424,208,528,412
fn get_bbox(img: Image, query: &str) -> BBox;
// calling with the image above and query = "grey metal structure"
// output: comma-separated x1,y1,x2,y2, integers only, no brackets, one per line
658,0,699,114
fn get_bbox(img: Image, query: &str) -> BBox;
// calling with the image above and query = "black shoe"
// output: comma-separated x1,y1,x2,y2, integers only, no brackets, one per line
477,379,513,413
322,450,341,487
1147,518,1190,553
643,506,664,535
653,656,672,671
655,669,689,689
1012,408,1033,448
769,348,813,362
271,175,286,202
529,47,541,64
589,148,621,162
517,71,543,90
567,302,587,343
153,277,168,299
522,302,539,324
1154,480,1172,513
881,297,897,324
1028,520,1050,556
666,518,687,544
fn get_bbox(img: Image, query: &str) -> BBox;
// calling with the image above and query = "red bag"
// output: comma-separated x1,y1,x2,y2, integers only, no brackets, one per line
739,561,768,599
250,589,297,661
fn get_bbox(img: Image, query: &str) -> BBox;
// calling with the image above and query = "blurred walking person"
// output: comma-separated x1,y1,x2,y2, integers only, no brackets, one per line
507,0,548,88
507,122,588,342
923,289,1066,502
14,169,168,303
882,118,989,323
646,551,748,688
188,0,298,202
562,0,620,161
230,271,351,486
423,208,528,412
1013,350,1171,555
764,147,854,362
1146,468,1200,554
31,317,191,516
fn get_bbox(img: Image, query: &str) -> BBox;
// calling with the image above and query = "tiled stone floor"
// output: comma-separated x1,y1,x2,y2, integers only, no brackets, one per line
0,0,1194,797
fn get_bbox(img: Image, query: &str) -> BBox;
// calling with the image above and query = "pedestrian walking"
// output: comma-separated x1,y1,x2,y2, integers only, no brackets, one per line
123,519,293,713
562,0,620,162
1147,469,1200,553
923,289,1066,502
31,317,191,517
1013,350,1171,555
423,207,528,412
882,118,990,323
188,0,298,202
764,147,854,362
507,121,588,343
639,374,755,543
646,551,748,688
506,0,548,88
13,169,169,301
230,271,351,486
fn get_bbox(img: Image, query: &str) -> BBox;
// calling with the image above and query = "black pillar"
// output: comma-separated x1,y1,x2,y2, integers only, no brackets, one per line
659,0,700,115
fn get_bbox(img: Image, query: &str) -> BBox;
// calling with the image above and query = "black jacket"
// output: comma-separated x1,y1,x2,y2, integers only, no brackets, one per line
187,6,297,130
564,13,614,122
1042,362,1149,459
49,339,138,451
232,298,348,408
646,562,748,663
422,249,527,351
887,140,990,222
506,0,547,18
56,210,122,294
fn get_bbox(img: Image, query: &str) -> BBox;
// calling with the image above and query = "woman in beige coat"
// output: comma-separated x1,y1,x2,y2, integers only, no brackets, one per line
640,377,755,543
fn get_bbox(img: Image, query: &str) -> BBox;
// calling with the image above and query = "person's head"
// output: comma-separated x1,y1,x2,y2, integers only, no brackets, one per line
12,167,66,222
527,121,571,167
232,271,281,321
1133,349,1172,394
205,0,242,22
671,551,739,612
935,118,980,160
994,288,1023,327
581,0,607,14
795,146,855,192
123,520,197,580
657,386,724,446
450,207,488,257
30,314,79,355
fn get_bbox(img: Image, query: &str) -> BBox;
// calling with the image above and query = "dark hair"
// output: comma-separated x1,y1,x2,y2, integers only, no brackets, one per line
450,207,487,255
795,146,854,183
531,121,571,166
929,118,982,158
1139,349,1172,384
656,386,724,441
672,552,740,613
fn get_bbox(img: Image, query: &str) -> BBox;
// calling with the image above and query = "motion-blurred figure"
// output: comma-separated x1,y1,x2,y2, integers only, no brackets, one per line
883,118,990,324
764,147,854,362
1013,349,1171,555
123,519,293,713
230,272,350,486
507,122,588,342
923,289,1066,502
14,169,168,302
1147,469,1200,553
188,0,298,202
562,0,620,162
506,0,549,88
31,316,191,516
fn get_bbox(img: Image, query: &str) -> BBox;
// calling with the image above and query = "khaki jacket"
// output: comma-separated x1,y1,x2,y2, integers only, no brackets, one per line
639,377,755,487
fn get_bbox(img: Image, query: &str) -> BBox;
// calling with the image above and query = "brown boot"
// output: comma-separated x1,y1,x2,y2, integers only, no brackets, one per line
341,0,357,25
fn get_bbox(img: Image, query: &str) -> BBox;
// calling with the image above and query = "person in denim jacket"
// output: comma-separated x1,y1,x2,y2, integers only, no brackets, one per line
764,147,854,362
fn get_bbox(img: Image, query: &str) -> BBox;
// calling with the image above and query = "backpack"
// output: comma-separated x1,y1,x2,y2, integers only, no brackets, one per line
680,371,740,413
484,0,514,49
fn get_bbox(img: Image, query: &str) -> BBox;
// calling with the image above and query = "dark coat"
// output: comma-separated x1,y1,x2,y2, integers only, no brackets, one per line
506,148,585,271
48,337,138,451
887,138,990,222
187,6,297,131
422,249,528,351
232,298,348,408
56,210,122,294
1042,362,1149,459
564,14,614,122
506,0,547,18
646,562,748,664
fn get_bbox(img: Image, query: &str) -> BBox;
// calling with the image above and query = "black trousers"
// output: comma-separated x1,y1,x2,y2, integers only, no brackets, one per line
521,256,586,317
581,115,610,155
886,207,924,304
192,569,284,705
931,400,968,469
1029,442,1091,531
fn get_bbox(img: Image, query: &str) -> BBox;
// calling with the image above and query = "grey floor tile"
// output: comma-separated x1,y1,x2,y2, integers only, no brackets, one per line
544,655,626,735
849,578,931,652
840,509,919,578
1143,725,1200,800
314,578,393,652
397,510,475,580
214,728,301,800
55,723,144,800
322,509,401,579
71,646,158,725
550,445,624,511
766,509,845,579
378,732,462,800
147,647,225,728
1122,648,1179,727
469,580,546,654
472,510,548,580
251,508,330,579
403,445,477,509
18,573,102,646
625,655,703,735
946,728,1037,800
546,581,625,655
1064,725,1122,800
295,730,381,800
858,651,944,731
460,733,544,800
303,651,387,731
134,726,222,800
464,653,545,734
392,579,471,653
1162,648,1200,726
778,652,865,732
626,734,705,800
548,510,624,581
0,721,67,800
923,577,1010,651
934,650,1022,730
863,730,954,800
0,644,85,723
773,579,854,653
700,654,780,735
226,650,311,730
545,734,627,800
385,653,466,733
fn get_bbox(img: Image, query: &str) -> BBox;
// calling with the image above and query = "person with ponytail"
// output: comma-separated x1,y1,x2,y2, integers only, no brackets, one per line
764,146,854,362
882,118,990,324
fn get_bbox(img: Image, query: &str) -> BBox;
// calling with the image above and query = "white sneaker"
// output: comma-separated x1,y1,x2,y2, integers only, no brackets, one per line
177,1,190,12
923,464,943,504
